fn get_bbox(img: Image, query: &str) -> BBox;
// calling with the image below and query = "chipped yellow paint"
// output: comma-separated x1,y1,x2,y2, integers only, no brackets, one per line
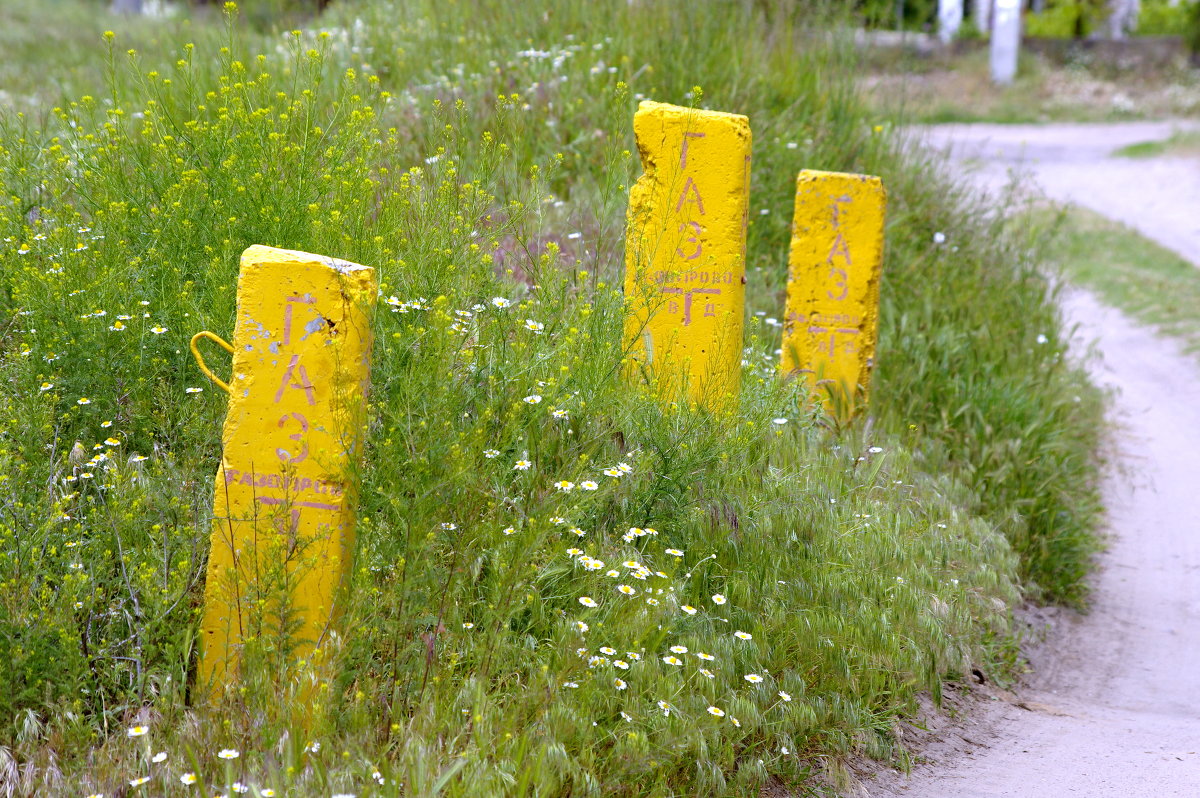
194,245,376,694
781,170,886,417
623,100,751,409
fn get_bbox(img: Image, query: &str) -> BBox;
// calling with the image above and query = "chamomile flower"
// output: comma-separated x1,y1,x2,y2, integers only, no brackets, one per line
665,548,684,557
778,690,793,701
579,596,598,608
551,409,568,419
744,673,764,684
483,449,500,458
462,622,474,629
699,668,715,678
575,620,589,633
661,655,682,666
626,652,642,661
617,462,633,473
491,297,511,308
730,716,741,727
696,651,715,661
734,630,753,640
127,725,149,737
217,748,239,760
613,659,629,669
513,459,532,470
150,325,168,335
567,548,583,557
524,319,544,333
599,646,616,655
554,480,575,492
681,605,698,615
39,382,53,391
617,584,636,596
707,706,725,717
712,594,727,605
180,773,197,785
77,397,92,405
129,777,150,787
523,394,542,404
603,467,622,477
503,527,515,535
151,751,167,763
669,645,688,654
614,678,627,690
605,569,621,578
580,480,598,491
620,710,633,722
103,438,120,447
657,700,672,715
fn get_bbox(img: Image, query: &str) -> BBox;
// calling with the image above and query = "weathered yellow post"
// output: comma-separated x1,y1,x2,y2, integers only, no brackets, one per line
191,245,376,694
781,170,886,418
623,100,752,409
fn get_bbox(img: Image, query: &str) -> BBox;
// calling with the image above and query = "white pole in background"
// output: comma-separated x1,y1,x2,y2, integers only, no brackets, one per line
975,0,994,33
990,0,1021,85
939,0,964,44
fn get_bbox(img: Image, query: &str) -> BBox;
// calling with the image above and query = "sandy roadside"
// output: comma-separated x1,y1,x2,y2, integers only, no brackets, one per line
858,122,1200,797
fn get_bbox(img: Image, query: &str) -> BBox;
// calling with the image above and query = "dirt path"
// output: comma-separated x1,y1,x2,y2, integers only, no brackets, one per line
862,123,1200,796
919,121,1200,264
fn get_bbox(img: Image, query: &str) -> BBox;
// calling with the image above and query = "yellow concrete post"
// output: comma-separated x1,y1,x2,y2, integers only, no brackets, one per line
781,170,886,418
191,245,376,694
623,100,752,409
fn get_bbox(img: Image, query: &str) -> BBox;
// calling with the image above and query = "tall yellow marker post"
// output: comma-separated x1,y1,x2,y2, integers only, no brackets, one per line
781,170,886,419
624,100,752,409
191,245,376,694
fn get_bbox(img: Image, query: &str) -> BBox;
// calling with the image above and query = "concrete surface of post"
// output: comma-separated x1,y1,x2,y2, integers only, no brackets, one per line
623,100,751,410
781,171,886,419
194,245,376,695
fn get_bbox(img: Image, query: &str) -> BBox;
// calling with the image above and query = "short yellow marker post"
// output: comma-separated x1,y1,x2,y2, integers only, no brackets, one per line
623,100,752,409
191,245,376,694
781,170,886,418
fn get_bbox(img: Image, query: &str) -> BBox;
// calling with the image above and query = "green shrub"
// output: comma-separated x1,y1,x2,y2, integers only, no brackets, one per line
1136,0,1198,36
1025,0,1107,38
1188,0,1200,53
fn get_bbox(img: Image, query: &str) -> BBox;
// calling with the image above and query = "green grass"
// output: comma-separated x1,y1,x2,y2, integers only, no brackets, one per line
1042,206,1200,358
0,1,1104,795
1112,129,1200,158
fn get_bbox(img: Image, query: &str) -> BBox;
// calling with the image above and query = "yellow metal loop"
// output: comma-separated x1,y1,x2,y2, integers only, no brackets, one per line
190,331,234,394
